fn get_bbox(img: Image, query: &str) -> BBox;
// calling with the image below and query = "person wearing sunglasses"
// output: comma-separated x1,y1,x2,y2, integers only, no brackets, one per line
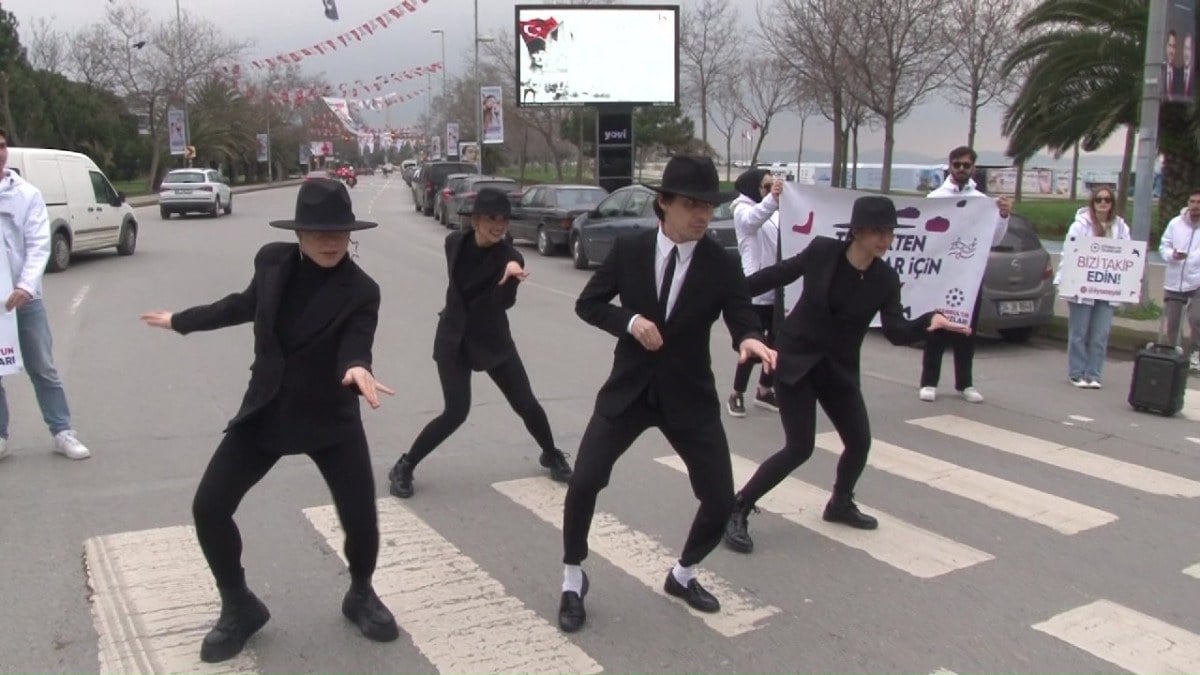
918,146,1010,404
1054,187,1131,388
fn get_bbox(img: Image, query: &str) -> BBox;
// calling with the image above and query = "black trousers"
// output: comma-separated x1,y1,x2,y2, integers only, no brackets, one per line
738,359,872,505
733,304,775,392
408,352,557,465
192,426,379,590
562,390,735,567
920,289,983,390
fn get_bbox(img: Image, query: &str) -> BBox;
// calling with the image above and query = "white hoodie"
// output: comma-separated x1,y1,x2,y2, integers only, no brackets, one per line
0,168,50,299
732,192,779,305
1054,207,1132,305
926,176,1009,246
1159,207,1200,293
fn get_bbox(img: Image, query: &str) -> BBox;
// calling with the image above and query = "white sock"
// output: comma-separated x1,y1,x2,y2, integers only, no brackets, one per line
671,562,696,586
562,564,583,594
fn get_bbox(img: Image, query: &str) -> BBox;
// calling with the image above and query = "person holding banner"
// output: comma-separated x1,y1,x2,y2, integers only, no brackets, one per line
1055,187,1131,388
724,195,970,548
918,146,1009,404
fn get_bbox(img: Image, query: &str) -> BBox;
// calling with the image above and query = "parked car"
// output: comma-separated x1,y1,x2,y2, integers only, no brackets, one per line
451,176,521,229
159,168,233,218
5,147,138,272
977,212,1055,341
415,161,479,215
568,185,737,269
433,173,476,225
401,159,418,185
510,184,608,256
409,166,423,205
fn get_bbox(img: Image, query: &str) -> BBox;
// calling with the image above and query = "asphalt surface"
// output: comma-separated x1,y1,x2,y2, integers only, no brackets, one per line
1,175,1198,674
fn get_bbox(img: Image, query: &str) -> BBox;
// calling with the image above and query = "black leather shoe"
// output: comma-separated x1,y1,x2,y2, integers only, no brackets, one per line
540,449,573,483
723,496,756,554
663,571,720,613
388,455,415,499
342,585,400,642
822,492,878,530
557,571,589,633
199,587,271,663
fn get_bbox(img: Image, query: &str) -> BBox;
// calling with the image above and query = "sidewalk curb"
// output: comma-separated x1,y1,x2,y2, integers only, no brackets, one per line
127,179,303,208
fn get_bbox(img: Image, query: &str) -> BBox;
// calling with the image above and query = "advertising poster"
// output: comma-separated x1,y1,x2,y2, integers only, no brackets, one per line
481,85,504,144
167,108,186,156
446,123,460,157
1165,0,1197,103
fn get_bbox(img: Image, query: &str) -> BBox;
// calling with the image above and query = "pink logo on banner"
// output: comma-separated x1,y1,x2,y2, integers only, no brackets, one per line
793,211,814,235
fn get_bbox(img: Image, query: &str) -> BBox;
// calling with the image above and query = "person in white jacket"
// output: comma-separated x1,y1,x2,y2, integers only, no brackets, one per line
1159,190,1200,371
0,129,90,461
1054,188,1131,387
918,146,1010,403
727,168,782,417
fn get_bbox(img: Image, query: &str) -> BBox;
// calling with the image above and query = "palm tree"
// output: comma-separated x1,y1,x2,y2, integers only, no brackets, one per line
187,74,256,180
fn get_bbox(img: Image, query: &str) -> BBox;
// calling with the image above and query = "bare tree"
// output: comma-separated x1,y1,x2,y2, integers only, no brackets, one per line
65,25,115,89
28,17,65,73
738,58,793,166
680,0,739,153
708,67,744,181
840,0,951,192
944,0,1021,148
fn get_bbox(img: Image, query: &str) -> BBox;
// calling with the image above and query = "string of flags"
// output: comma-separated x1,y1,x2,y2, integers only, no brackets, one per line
233,62,440,105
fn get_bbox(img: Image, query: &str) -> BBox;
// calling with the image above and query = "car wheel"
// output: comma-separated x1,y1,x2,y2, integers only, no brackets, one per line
47,231,70,273
223,196,232,215
998,326,1035,343
116,221,137,256
572,234,589,270
211,197,221,217
160,207,170,219
537,226,555,257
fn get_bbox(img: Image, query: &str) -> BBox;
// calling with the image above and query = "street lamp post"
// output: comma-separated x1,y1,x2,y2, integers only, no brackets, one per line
175,0,191,167
431,29,447,101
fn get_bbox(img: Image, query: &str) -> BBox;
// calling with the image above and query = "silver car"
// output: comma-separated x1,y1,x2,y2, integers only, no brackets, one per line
977,213,1055,341
159,169,233,219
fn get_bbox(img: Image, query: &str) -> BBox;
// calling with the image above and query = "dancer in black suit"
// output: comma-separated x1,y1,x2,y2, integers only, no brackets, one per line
557,156,776,633
724,196,972,552
140,179,398,663
388,188,572,499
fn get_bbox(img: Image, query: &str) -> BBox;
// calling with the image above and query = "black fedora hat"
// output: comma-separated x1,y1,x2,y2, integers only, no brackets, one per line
646,155,737,205
834,195,915,230
458,187,513,219
269,178,378,231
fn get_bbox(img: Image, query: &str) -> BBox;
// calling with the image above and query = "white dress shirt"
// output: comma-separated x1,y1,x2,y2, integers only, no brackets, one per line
626,228,698,333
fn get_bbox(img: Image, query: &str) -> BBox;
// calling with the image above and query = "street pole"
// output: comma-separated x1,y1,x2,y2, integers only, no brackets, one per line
431,29,447,101
474,0,483,171
266,112,272,183
175,0,191,168
1133,0,1166,305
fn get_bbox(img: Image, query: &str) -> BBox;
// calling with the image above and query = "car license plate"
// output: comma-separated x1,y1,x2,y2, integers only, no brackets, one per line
175,189,192,194
998,300,1035,315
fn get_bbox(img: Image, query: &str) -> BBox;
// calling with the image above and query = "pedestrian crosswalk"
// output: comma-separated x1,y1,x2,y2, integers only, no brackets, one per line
79,412,1200,673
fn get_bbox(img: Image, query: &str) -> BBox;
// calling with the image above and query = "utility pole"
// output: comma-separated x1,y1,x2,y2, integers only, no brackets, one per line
175,0,190,168
431,29,447,101
474,0,482,171
1133,0,1167,304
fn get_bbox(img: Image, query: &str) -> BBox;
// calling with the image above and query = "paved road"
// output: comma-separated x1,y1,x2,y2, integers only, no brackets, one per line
2,176,1199,674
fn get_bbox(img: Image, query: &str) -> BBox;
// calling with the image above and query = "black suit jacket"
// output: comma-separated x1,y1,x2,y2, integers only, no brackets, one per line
747,236,933,385
432,230,525,371
576,229,763,428
171,242,381,453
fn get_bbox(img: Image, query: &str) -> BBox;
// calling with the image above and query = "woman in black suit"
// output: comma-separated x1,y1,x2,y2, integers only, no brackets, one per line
723,195,971,552
140,179,398,663
388,188,572,498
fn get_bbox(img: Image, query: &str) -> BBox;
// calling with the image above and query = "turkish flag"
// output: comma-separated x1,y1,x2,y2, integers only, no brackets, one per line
322,0,338,20
519,17,559,45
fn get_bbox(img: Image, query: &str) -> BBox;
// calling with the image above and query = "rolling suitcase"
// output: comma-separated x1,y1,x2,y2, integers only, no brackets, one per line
1128,299,1190,416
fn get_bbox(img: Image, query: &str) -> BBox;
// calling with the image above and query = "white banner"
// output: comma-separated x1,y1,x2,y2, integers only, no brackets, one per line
446,123,460,157
256,133,269,162
780,184,999,326
167,108,186,156
480,85,504,144
1058,236,1146,303
0,222,23,375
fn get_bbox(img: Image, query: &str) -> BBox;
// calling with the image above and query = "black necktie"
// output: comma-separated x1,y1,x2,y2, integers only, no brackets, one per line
658,246,678,319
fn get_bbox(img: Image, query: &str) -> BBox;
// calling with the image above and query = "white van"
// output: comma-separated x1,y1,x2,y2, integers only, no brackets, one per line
4,148,138,272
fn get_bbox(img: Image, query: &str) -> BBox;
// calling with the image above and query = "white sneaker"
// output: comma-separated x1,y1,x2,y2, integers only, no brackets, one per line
960,387,985,404
1070,378,1090,388
1087,380,1103,389
918,387,937,402
53,430,90,460
0,437,8,461
1190,352,1199,372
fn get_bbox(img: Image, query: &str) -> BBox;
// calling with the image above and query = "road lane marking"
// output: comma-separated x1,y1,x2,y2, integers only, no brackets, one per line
70,284,90,315
491,477,780,637
656,455,993,579
814,432,1117,534
1033,600,1200,674
1183,389,1200,422
910,415,1200,498
84,525,258,675
1068,415,1094,423
303,499,601,675
1183,562,1200,579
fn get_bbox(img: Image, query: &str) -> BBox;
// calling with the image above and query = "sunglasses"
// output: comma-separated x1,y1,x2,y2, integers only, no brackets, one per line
951,162,973,170
760,183,773,190
1094,196,1112,204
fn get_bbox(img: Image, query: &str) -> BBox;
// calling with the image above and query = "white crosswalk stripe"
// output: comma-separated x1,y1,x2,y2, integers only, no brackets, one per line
1182,562,1200,580
814,432,1118,534
1182,388,1200,421
491,477,781,637
1034,600,1200,674
909,415,1200,497
655,454,994,579
303,499,602,675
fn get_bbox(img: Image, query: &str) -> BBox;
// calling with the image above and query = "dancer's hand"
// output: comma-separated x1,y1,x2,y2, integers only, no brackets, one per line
739,338,777,373
5,288,30,311
929,313,972,336
499,261,530,285
140,310,173,329
631,316,664,351
343,366,395,409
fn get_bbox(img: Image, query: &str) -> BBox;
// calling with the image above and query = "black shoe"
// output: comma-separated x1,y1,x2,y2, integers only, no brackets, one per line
342,585,400,642
663,571,720,613
822,492,878,530
726,393,746,418
540,449,573,483
199,587,271,663
723,496,757,554
558,571,589,633
388,454,415,499
753,389,779,413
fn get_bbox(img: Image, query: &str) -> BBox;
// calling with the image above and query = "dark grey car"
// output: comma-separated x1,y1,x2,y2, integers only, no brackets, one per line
977,212,1055,341
510,184,608,256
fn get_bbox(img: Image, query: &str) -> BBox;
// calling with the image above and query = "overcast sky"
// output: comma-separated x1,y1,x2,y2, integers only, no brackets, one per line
12,0,1127,167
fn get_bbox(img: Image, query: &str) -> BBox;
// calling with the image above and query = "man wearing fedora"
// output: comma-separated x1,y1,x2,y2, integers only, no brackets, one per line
557,155,776,633
389,187,572,499
140,178,399,663
723,195,972,552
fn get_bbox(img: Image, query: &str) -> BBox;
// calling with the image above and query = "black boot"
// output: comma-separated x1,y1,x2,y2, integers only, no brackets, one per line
539,448,573,482
199,586,271,663
342,583,400,642
723,494,757,553
388,454,415,499
822,491,878,530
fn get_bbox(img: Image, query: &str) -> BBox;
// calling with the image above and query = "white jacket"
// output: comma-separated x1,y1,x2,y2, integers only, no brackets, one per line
1159,207,1200,293
0,169,50,299
926,176,1008,246
1054,207,1132,305
732,192,779,305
